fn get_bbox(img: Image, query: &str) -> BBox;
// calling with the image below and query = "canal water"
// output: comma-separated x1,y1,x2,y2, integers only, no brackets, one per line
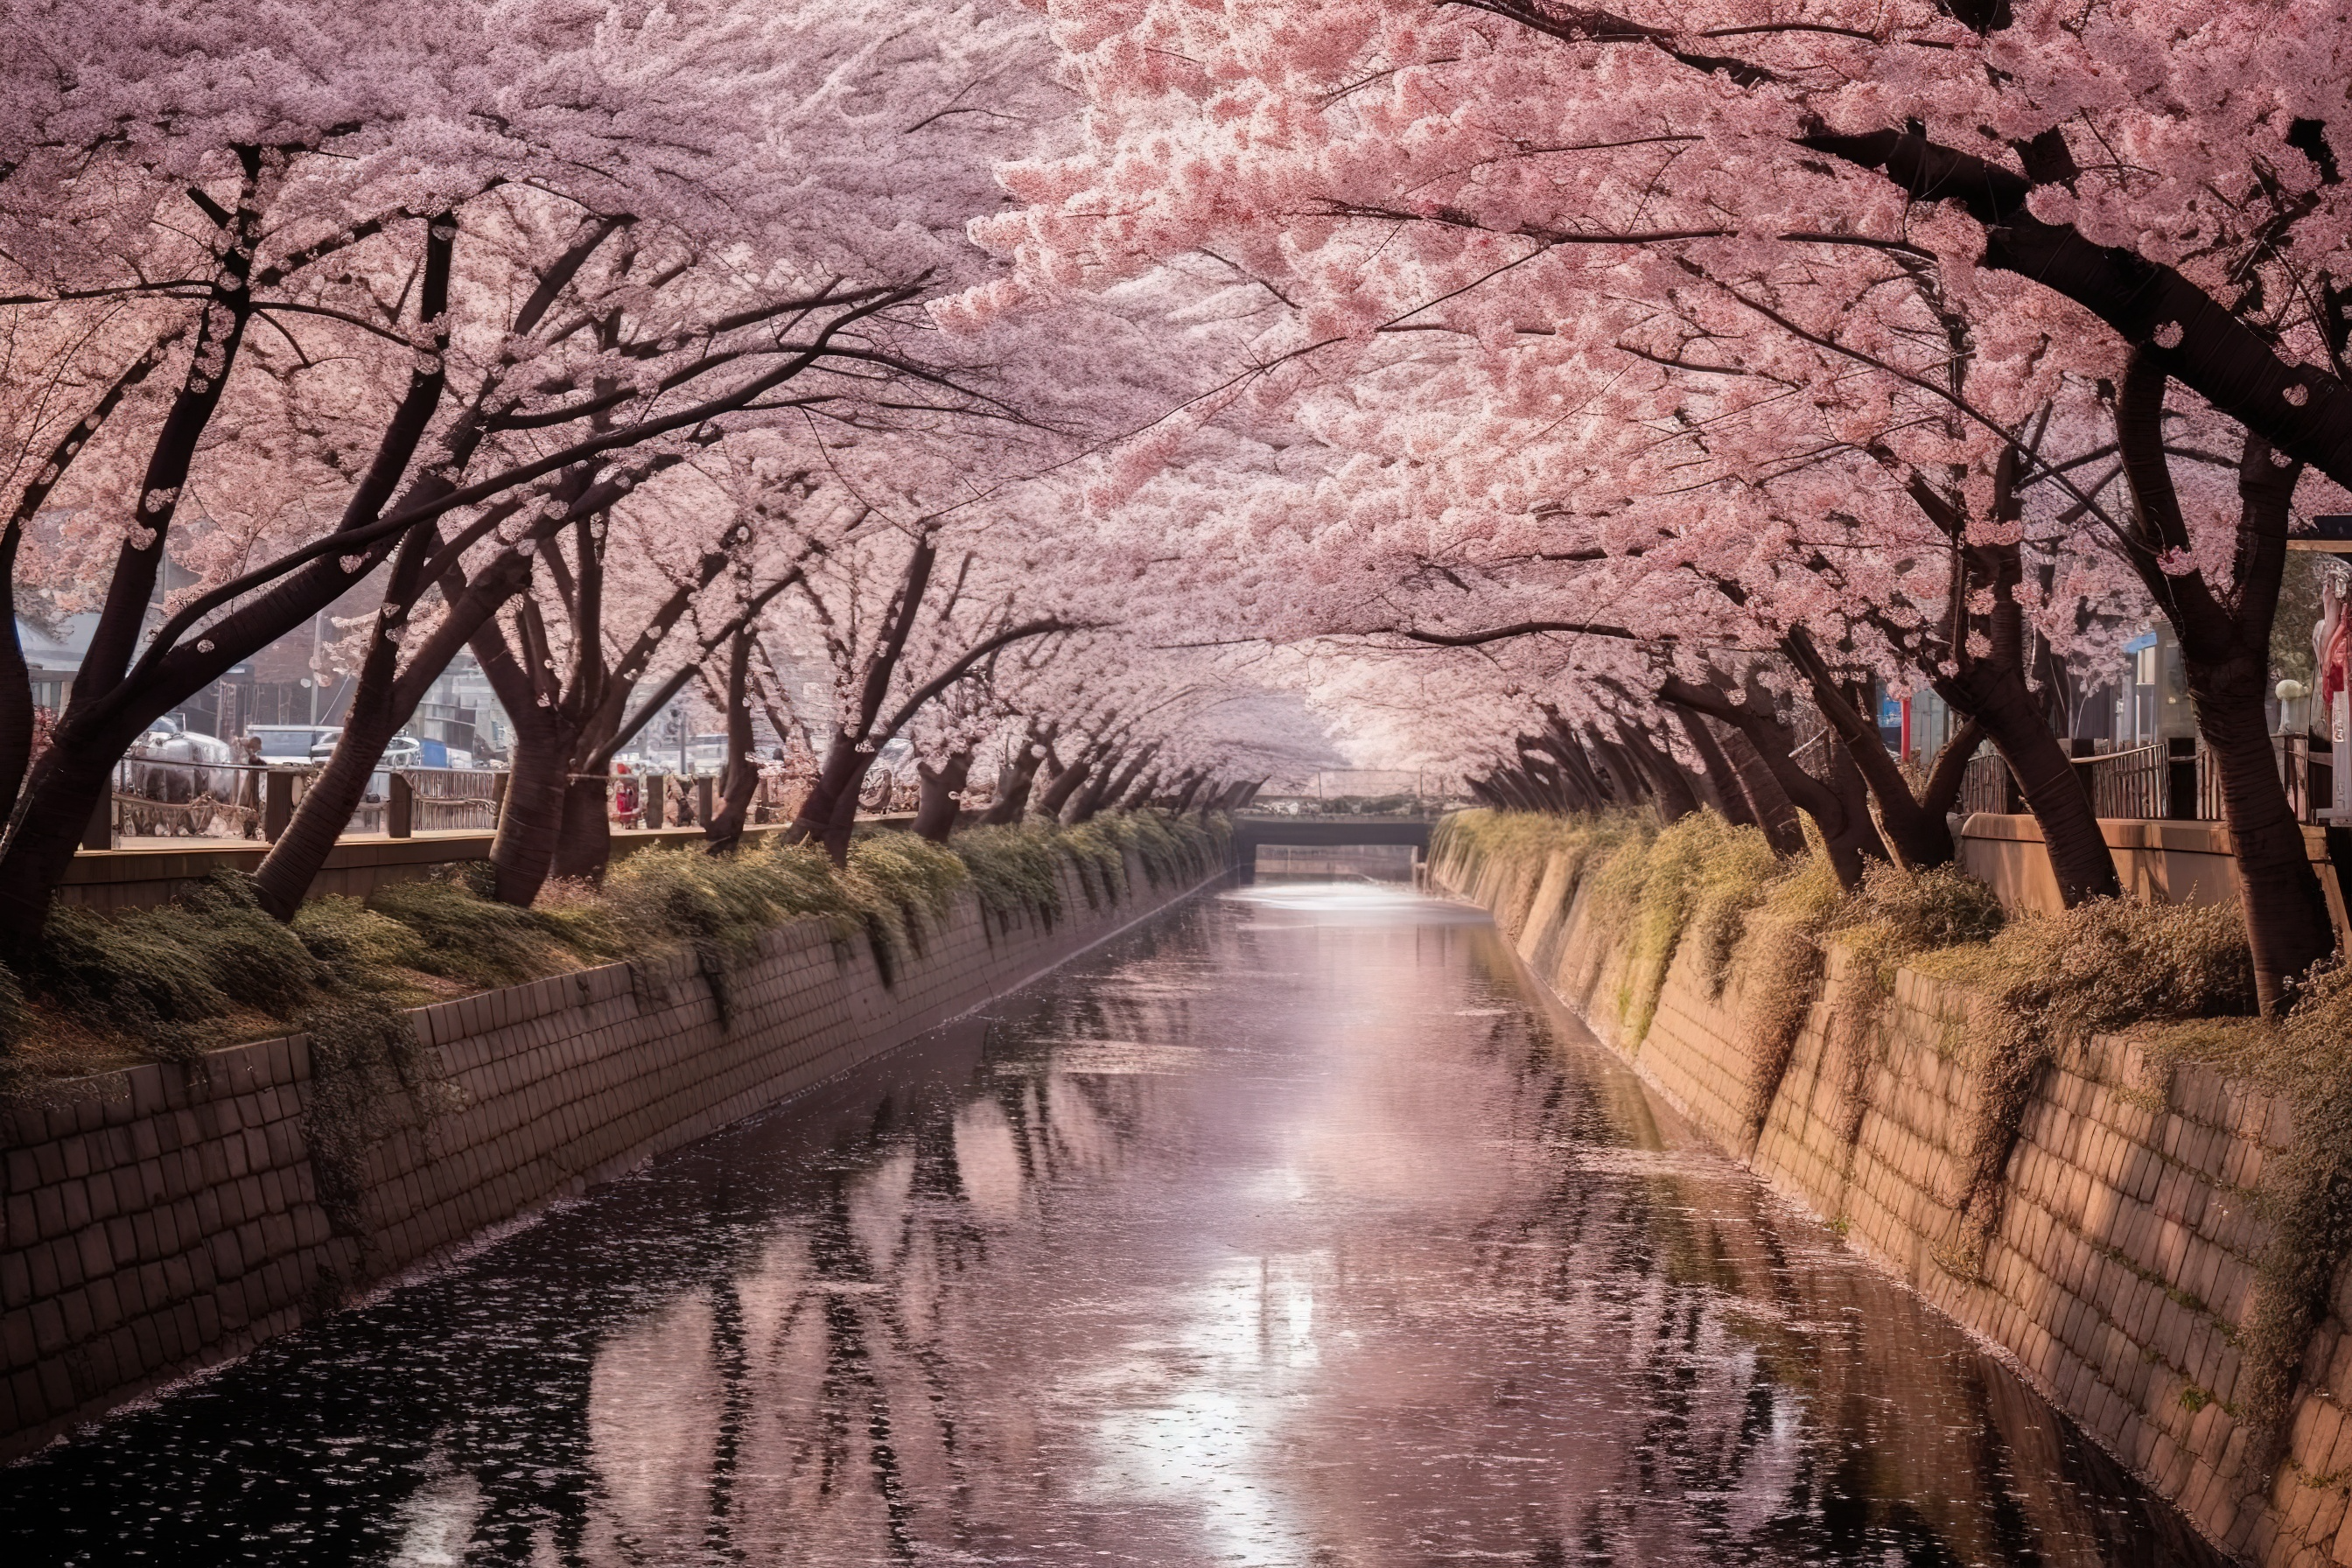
3,877,2222,1566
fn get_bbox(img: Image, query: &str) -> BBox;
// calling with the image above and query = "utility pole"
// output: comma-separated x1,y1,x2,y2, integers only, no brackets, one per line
306,610,326,725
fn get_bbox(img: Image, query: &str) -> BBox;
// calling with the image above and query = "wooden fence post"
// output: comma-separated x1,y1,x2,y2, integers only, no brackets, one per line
2166,737,2200,821
387,774,413,839
645,774,667,830
263,770,295,842
696,774,714,828
2068,738,2098,812
82,791,113,851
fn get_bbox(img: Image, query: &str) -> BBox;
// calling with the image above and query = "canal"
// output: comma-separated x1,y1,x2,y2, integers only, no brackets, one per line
3,876,2222,1565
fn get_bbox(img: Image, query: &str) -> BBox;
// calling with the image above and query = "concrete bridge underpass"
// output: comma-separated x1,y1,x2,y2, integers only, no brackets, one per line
1229,812,1433,870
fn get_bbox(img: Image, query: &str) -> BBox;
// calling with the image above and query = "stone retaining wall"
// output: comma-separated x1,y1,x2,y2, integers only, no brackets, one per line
1,850,1216,1461
1439,837,2352,1568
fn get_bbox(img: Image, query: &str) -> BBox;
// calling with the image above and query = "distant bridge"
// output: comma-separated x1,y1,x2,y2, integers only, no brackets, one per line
1229,812,1434,864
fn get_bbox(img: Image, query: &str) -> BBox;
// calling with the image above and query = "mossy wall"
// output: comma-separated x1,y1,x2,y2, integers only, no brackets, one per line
1436,830,2352,1568
0,848,1221,1461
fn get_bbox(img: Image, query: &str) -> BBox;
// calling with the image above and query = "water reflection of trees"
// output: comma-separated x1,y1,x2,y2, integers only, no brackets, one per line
0,904,2222,1567
1445,934,2222,1567
0,917,1199,1565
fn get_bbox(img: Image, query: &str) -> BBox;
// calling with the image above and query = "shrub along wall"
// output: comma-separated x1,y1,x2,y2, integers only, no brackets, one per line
1435,810,2352,1568
0,827,1226,1462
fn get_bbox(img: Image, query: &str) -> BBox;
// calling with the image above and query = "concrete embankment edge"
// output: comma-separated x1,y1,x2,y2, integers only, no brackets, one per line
1438,842,2352,1568
0,852,1221,1462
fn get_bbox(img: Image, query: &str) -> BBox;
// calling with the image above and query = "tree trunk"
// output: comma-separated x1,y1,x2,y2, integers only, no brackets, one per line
549,776,614,880
980,723,1053,826
1033,748,1099,822
1946,668,2120,906
1120,767,1164,812
913,752,972,841
821,757,872,864
1165,768,1207,815
1660,672,1888,888
703,629,761,857
2113,359,2334,1012
490,721,575,905
1779,635,1956,870
254,550,527,917
1064,746,1125,824
1670,708,1754,828
1712,721,1806,855
0,736,130,963
1614,721,1701,822
1670,718,1741,823
788,538,941,860
1073,744,1154,823
2194,660,2333,1004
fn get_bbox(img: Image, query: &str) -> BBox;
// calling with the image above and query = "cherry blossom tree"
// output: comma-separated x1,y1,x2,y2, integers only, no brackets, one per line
1,0,1088,950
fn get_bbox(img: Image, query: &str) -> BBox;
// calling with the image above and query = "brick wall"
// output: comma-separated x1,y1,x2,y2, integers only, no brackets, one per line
1438,839,2352,1568
0,850,1218,1461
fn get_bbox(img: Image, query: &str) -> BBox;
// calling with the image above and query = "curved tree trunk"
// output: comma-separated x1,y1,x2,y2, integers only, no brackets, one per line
1064,746,1125,824
0,735,132,963
1032,749,1098,822
820,758,872,864
1164,768,1207,815
2115,357,2334,1012
255,550,528,917
2201,677,2334,1007
980,723,1053,826
1670,708,1753,827
255,695,403,919
913,752,972,842
1073,744,1155,824
1780,634,1957,870
1120,767,1164,812
1614,721,1701,822
1949,669,2120,906
1712,721,1806,855
491,726,575,906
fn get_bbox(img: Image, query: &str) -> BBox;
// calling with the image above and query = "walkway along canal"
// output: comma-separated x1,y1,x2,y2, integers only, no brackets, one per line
1,877,2221,1564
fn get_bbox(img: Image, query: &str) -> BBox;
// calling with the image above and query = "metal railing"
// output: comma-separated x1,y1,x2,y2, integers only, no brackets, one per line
104,758,503,844
87,751,928,850
1950,734,2337,826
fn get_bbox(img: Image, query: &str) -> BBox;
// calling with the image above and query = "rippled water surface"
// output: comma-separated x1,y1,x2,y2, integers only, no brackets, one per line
4,878,2222,1566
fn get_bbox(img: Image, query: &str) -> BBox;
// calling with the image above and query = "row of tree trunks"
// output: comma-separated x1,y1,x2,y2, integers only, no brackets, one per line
1657,670,1890,888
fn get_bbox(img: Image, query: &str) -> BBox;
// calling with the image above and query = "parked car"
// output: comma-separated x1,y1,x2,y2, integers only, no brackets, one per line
309,734,424,767
245,724,337,765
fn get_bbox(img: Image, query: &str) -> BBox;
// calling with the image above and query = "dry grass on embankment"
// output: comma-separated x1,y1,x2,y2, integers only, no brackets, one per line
1432,806,2352,1471
0,812,1228,1088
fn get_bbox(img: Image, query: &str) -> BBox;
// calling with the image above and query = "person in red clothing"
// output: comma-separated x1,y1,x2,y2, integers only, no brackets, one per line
611,761,640,826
